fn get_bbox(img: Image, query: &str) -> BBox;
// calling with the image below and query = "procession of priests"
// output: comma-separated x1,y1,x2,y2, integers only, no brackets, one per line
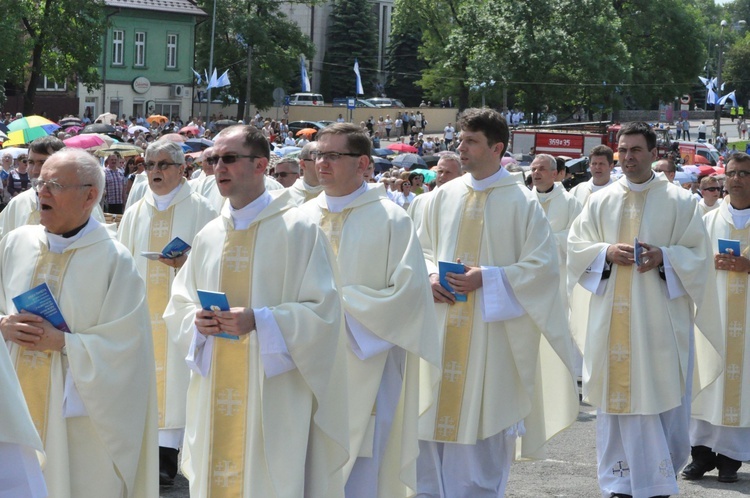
0,112,742,498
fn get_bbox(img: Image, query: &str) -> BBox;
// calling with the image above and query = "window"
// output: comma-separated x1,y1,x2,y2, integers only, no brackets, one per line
134,31,146,67
112,29,124,65
166,34,178,68
36,76,66,92
154,103,181,121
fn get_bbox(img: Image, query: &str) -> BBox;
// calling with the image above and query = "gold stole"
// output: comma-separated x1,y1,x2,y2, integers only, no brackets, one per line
304,190,318,203
146,206,175,428
27,209,40,226
319,209,350,257
433,188,488,441
722,226,749,426
15,246,74,443
606,190,646,413
208,226,257,497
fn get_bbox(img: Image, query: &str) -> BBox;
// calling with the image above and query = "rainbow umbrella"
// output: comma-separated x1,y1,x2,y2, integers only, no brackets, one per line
7,115,60,134
3,127,55,147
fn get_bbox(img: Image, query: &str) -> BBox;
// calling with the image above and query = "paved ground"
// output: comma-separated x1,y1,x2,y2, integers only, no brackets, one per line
160,399,750,497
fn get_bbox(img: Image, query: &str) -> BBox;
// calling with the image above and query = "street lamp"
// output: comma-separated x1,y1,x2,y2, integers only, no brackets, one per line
715,19,746,141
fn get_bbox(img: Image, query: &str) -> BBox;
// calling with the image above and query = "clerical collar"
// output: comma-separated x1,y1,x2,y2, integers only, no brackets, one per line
226,190,272,230
323,182,368,213
46,217,98,254
302,179,324,194
469,167,508,192
728,202,750,230
152,182,182,211
535,184,556,202
626,172,656,192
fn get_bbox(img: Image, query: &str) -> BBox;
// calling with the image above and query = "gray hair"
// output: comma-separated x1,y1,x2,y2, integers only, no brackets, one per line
48,148,105,203
437,151,461,168
276,157,300,174
145,140,185,165
535,153,557,171
299,141,318,160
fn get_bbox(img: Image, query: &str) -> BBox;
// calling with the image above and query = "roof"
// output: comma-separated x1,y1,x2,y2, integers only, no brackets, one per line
105,0,207,17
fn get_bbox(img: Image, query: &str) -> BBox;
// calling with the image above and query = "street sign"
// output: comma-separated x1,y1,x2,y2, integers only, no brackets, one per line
347,97,356,110
272,87,285,107
680,94,692,105
680,110,689,119
284,95,290,106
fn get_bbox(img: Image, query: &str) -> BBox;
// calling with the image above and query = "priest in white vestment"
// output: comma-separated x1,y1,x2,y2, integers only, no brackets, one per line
0,335,47,498
686,153,750,483
0,148,158,498
417,108,579,497
163,125,349,498
288,142,324,205
0,136,104,238
299,123,441,498
567,122,724,498
117,140,218,486
569,144,616,206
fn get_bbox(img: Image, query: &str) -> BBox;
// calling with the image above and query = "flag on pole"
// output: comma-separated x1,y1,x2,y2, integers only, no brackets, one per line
300,56,311,92
192,67,203,86
206,68,219,90
353,59,364,95
204,69,210,88
719,90,737,106
216,70,231,88
707,88,717,105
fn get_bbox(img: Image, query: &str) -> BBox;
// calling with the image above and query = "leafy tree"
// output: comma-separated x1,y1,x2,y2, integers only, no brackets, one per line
320,0,378,100
195,0,315,117
723,35,750,107
1,0,108,114
384,0,425,106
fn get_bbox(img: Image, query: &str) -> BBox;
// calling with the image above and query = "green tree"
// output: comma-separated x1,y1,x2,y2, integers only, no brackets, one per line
2,0,108,114
723,35,750,107
195,0,315,118
384,0,425,106
321,0,378,100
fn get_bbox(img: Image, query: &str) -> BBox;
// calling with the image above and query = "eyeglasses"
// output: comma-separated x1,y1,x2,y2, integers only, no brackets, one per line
274,171,298,179
144,161,180,171
31,178,93,194
403,183,411,187
726,170,750,179
205,154,262,165
312,151,363,162
702,186,722,192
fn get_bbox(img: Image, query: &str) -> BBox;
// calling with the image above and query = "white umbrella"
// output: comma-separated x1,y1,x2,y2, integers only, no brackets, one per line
96,112,118,125
128,125,150,134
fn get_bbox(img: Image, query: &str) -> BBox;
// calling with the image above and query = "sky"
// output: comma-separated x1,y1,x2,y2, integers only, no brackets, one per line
715,0,732,4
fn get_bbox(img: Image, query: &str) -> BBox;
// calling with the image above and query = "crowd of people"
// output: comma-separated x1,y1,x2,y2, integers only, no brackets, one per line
0,108,748,498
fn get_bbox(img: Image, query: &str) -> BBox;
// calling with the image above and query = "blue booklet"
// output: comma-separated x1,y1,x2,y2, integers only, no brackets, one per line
141,237,191,260
197,289,238,340
634,237,643,266
13,283,71,333
719,238,741,256
438,260,468,302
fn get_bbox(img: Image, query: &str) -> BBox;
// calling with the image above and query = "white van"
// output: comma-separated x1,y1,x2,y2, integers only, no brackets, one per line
288,93,325,106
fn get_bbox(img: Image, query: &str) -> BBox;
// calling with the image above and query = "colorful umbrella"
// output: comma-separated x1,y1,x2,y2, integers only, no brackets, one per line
7,115,60,134
387,143,418,153
94,143,144,157
59,117,83,128
411,168,437,183
179,125,200,136
64,134,105,150
147,115,169,125
296,128,318,137
3,127,55,147
693,155,711,165
184,138,214,152
158,133,186,143
697,165,715,176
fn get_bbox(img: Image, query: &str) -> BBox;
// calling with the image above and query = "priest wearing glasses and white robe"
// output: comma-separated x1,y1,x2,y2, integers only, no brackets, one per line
299,123,441,498
0,148,158,497
416,108,579,497
117,140,217,486
568,122,724,498
164,125,349,498
287,141,324,205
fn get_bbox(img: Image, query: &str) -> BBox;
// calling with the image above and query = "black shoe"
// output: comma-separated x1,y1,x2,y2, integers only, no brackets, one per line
682,460,715,480
718,468,739,483
159,470,174,486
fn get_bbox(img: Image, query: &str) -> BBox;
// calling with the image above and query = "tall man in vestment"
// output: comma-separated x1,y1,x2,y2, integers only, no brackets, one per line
163,125,349,497
0,136,104,238
569,145,616,205
416,108,579,497
685,152,750,483
0,148,158,497
567,122,724,498
117,140,217,486
299,123,441,497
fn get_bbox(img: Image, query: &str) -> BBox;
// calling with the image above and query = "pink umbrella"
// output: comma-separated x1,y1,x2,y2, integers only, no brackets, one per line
179,125,200,136
387,143,418,153
64,134,105,149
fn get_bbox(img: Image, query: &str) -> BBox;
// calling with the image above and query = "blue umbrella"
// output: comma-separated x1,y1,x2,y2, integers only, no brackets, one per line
273,146,302,157
372,148,392,158
391,153,427,170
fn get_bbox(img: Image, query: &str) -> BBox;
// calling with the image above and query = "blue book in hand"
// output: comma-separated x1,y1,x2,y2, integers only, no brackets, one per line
13,283,71,333
438,261,468,302
141,237,192,260
197,289,238,340
719,238,741,256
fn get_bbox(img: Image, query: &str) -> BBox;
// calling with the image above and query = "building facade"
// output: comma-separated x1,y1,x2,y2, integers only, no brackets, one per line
78,0,206,122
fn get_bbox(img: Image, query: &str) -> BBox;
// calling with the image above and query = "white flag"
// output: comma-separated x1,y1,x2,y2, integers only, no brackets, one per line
353,59,364,95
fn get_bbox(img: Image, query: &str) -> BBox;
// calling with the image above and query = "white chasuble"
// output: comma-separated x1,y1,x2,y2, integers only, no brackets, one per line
418,174,578,458
164,191,349,498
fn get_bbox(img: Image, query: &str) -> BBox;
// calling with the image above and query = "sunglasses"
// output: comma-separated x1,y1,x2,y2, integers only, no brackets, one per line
702,187,722,192
273,172,297,178
205,154,261,165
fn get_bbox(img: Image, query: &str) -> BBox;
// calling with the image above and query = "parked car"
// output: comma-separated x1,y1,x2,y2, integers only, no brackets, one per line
288,93,325,106
287,120,329,135
332,98,377,108
366,97,406,108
